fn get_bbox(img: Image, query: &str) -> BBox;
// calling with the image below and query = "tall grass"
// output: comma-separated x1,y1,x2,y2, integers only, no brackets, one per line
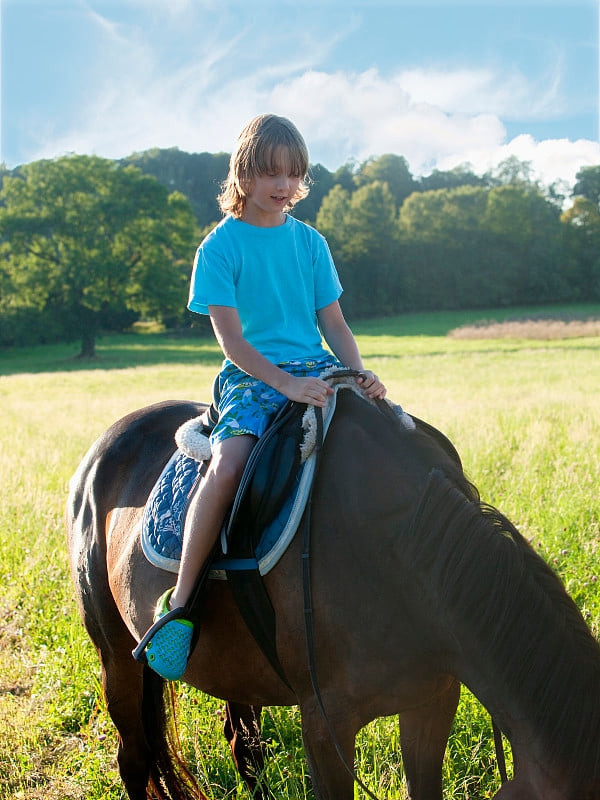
1,305,599,799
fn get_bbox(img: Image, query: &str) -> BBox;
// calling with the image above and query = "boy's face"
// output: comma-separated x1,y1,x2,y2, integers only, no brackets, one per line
242,147,302,227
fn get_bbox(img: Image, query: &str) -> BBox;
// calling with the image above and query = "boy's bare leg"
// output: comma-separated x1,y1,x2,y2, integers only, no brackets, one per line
170,434,257,609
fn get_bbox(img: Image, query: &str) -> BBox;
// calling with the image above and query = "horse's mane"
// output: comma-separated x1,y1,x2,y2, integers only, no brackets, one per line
406,468,600,781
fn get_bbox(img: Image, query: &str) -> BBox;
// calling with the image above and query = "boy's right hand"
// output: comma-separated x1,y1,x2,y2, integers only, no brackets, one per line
281,375,334,407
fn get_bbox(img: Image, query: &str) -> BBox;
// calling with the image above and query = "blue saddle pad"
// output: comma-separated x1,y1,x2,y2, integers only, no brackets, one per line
141,447,309,576
142,450,203,565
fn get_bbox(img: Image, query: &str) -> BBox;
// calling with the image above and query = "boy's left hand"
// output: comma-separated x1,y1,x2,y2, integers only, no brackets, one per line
357,370,386,400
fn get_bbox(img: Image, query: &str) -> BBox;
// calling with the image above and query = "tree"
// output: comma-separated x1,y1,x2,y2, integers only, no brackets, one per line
418,165,483,193
0,155,197,355
317,181,399,316
332,162,357,193
484,156,537,188
398,185,488,245
314,184,351,256
561,197,600,300
573,165,600,207
396,183,564,309
397,186,490,309
122,147,340,226
355,154,415,209
481,185,563,303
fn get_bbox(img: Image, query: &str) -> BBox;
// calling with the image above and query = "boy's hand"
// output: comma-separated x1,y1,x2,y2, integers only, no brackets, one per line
281,375,334,407
357,370,386,400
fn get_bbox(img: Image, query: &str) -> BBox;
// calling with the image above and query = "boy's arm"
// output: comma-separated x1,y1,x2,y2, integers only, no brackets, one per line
317,300,386,399
208,305,333,407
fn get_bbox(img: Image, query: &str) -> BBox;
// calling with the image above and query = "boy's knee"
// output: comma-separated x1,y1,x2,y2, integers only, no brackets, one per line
208,452,247,496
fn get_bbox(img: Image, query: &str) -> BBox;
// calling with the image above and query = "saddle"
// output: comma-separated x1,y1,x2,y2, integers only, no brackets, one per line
174,373,329,569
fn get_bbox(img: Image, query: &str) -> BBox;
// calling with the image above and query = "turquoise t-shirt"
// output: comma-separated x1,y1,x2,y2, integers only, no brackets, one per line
188,214,343,365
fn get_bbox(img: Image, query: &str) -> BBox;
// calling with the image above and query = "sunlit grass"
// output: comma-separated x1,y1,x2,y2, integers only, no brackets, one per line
1,308,599,799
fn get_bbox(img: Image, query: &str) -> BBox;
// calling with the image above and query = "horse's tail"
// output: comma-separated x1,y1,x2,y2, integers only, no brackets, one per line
142,666,208,800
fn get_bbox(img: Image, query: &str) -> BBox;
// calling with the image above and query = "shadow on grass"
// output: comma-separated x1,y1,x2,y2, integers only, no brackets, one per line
3,304,600,376
0,333,224,376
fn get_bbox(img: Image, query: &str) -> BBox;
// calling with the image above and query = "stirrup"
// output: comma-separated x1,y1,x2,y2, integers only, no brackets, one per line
132,592,193,680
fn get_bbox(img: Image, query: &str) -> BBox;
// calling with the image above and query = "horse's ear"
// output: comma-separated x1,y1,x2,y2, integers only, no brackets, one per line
175,417,212,462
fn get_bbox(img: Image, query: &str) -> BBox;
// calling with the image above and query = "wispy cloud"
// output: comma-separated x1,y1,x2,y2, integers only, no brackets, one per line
81,3,131,47
392,62,566,120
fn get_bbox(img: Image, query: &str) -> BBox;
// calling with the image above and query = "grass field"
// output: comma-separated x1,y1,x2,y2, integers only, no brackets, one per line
1,303,599,799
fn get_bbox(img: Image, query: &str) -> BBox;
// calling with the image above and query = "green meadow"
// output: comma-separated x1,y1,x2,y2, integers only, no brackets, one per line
1,304,599,799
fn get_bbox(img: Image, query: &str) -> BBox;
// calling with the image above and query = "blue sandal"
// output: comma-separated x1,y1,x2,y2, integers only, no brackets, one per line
132,589,194,681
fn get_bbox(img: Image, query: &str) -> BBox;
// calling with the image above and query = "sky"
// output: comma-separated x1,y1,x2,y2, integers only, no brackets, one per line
2,0,599,190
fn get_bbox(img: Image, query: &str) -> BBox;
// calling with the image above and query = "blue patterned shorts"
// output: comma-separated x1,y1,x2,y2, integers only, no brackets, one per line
210,356,339,446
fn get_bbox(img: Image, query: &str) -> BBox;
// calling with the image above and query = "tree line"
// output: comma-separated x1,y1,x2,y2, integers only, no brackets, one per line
1,148,599,355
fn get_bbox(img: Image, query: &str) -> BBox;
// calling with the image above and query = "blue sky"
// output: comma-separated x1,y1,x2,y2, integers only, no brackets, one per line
2,0,599,188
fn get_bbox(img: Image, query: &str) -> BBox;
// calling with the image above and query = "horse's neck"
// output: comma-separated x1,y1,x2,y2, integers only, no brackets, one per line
405,469,600,788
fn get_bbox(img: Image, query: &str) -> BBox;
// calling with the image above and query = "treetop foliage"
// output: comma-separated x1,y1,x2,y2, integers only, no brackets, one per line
0,154,197,354
573,165,600,207
1,148,599,350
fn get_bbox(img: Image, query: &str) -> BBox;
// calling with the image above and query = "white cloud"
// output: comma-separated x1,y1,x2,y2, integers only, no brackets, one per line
264,69,508,172
441,134,600,190
30,50,600,192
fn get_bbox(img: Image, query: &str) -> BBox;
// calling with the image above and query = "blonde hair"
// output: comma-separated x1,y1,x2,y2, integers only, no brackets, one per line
218,114,310,218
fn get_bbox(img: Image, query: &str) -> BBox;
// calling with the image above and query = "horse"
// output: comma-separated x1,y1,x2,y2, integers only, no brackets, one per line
66,387,600,800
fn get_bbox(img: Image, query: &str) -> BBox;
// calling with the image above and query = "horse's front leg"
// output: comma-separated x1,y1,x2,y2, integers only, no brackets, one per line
300,697,357,800
398,676,461,800
223,702,273,799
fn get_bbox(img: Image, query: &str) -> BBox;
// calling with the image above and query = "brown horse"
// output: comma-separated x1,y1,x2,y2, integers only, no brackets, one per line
66,388,600,800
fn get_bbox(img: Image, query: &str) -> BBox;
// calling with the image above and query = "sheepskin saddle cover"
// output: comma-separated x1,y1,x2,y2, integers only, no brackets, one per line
141,373,415,577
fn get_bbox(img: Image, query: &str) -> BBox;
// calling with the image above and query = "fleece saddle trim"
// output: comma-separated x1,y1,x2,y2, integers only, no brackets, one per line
141,379,415,577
